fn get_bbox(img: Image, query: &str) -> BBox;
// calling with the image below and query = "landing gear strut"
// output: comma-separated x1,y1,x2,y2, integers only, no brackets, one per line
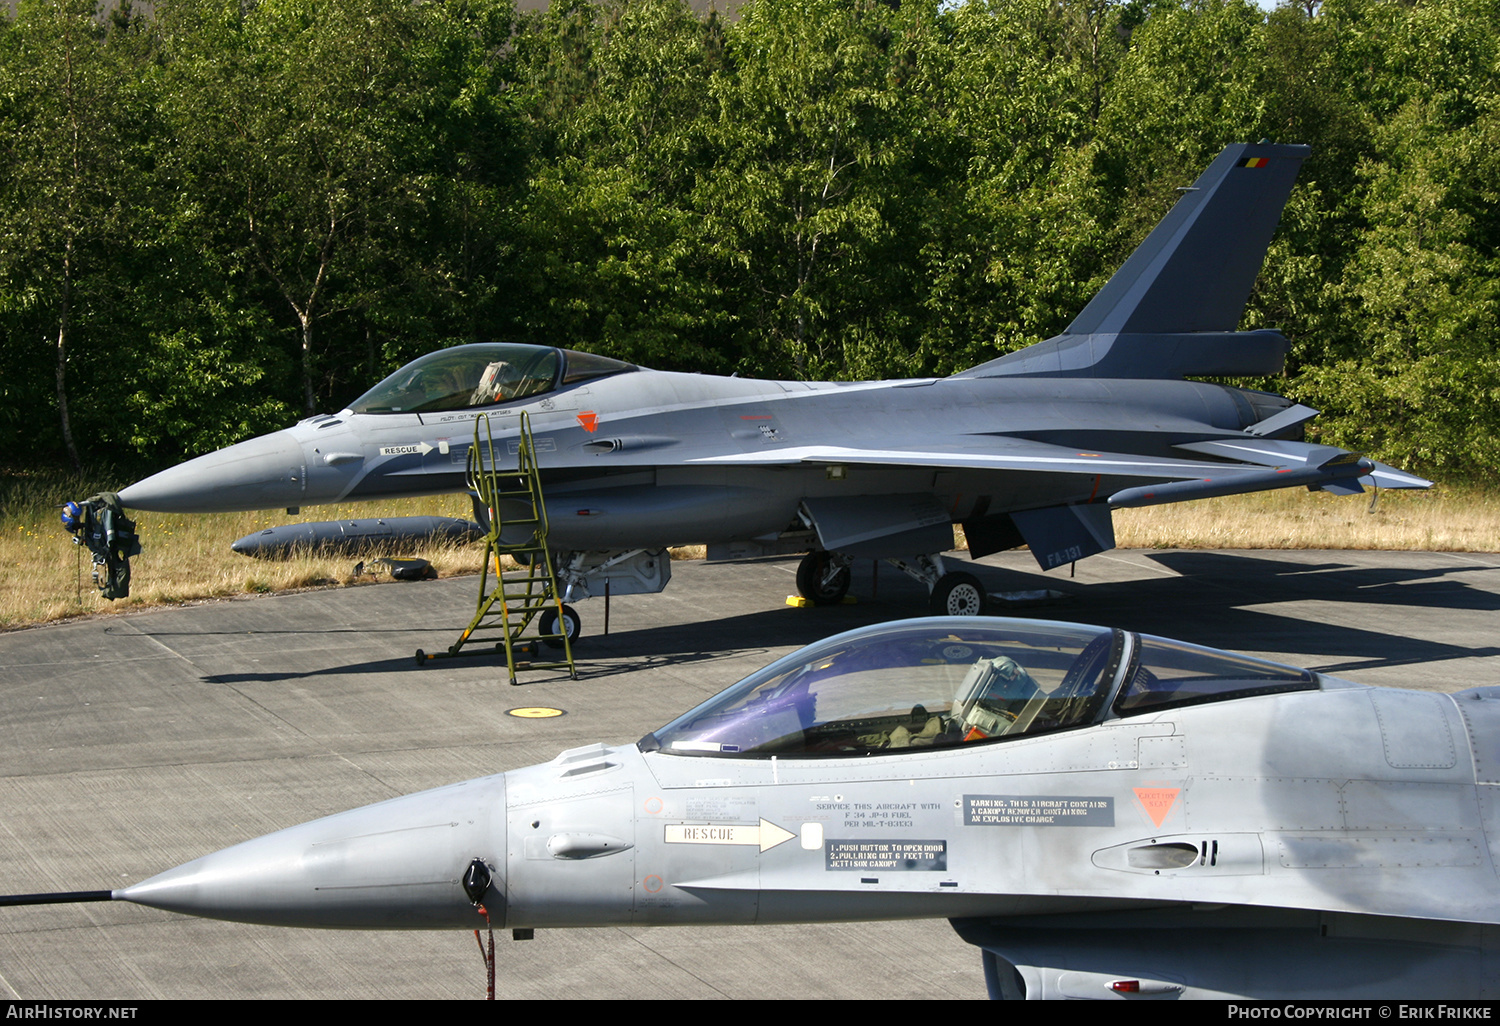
886,554,990,617
795,550,990,616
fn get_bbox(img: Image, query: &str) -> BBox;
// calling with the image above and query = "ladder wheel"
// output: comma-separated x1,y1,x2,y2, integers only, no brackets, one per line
539,604,581,649
414,649,426,667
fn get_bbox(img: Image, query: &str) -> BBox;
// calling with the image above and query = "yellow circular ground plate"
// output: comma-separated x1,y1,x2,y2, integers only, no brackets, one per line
507,706,566,719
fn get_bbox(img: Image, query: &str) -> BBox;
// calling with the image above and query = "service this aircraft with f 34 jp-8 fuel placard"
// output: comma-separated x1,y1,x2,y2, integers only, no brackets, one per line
116,142,1429,642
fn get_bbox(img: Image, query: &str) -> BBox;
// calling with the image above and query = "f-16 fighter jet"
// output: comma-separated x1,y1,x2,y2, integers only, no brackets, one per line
10,617,1495,999
117,143,1428,638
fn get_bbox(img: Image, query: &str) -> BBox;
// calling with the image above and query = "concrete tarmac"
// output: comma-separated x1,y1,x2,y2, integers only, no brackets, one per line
2,548,1499,1000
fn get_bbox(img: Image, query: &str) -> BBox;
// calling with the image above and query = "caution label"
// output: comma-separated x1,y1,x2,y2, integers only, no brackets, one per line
826,840,947,871
1134,787,1180,828
964,794,1114,827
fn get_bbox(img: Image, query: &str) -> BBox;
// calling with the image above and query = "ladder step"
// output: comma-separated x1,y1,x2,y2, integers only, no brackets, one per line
441,410,577,681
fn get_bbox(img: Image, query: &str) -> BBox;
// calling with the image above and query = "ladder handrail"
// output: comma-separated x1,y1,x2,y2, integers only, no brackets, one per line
421,411,577,683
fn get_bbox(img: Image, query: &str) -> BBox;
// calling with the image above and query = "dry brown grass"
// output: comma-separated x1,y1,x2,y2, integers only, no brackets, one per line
2,477,1494,631
0,492,491,630
1113,485,1500,552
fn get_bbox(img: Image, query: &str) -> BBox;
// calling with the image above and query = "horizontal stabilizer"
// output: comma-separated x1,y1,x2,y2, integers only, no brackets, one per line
1245,403,1320,438
1176,437,1358,469
1109,457,1372,509
1178,438,1432,490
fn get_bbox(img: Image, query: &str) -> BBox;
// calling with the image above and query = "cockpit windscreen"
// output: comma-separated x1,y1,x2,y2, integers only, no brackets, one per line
348,344,636,414
647,620,1123,758
1113,635,1317,714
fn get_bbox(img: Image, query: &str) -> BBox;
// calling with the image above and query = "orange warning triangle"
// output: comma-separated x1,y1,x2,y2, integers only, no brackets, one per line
1133,787,1180,828
577,411,598,433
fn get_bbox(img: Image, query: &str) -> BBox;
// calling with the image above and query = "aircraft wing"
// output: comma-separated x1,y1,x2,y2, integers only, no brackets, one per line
690,432,1428,525
687,434,1392,505
690,437,1250,478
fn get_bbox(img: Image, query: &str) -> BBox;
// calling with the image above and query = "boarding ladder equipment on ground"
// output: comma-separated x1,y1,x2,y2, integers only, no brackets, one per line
416,411,578,684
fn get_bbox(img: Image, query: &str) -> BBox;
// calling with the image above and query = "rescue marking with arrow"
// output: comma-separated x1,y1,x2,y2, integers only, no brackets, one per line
379,442,436,456
664,819,795,852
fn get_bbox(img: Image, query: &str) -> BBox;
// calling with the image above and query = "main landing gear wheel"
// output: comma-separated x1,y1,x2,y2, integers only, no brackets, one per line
539,604,581,649
796,551,851,605
930,572,988,617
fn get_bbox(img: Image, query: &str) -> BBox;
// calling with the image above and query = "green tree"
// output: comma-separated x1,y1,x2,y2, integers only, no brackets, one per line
155,0,513,415
1092,0,1271,265
1264,0,1500,479
508,0,732,371
1299,115,1500,476
0,0,150,468
913,0,1123,374
698,0,940,378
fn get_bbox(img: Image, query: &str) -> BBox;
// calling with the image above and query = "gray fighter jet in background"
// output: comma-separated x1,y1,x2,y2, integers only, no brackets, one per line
117,142,1428,638
11,616,1497,999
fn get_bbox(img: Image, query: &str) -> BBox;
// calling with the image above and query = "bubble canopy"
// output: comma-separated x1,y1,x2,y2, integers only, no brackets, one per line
347,343,637,415
642,618,1318,758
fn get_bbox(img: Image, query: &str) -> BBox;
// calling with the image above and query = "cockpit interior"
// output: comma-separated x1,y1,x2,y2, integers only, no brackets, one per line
347,344,637,415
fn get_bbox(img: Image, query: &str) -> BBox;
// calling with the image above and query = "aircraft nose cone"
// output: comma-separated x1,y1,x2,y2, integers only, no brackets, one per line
116,774,507,929
118,431,306,514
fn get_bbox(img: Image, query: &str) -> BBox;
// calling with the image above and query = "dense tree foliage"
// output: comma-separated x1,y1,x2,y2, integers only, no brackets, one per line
2,0,1497,481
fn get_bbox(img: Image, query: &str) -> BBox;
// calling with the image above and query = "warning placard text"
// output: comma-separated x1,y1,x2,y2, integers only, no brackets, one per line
964,794,1114,827
825,840,947,871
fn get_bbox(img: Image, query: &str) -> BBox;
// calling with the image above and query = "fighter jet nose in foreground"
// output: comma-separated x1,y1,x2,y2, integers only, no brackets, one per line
117,774,508,929
21,615,1489,999
119,430,307,514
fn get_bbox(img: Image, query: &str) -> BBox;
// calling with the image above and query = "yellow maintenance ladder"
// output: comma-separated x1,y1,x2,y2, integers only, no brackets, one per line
415,411,578,684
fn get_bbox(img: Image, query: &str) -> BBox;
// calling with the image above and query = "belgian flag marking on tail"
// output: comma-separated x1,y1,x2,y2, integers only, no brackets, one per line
1236,156,1270,168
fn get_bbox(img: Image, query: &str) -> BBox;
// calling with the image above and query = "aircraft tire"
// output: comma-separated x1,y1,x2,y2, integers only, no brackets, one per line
796,551,850,605
539,604,581,649
930,572,988,617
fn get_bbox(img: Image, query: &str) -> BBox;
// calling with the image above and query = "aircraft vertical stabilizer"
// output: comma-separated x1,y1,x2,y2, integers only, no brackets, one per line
960,141,1310,381
1067,142,1309,336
